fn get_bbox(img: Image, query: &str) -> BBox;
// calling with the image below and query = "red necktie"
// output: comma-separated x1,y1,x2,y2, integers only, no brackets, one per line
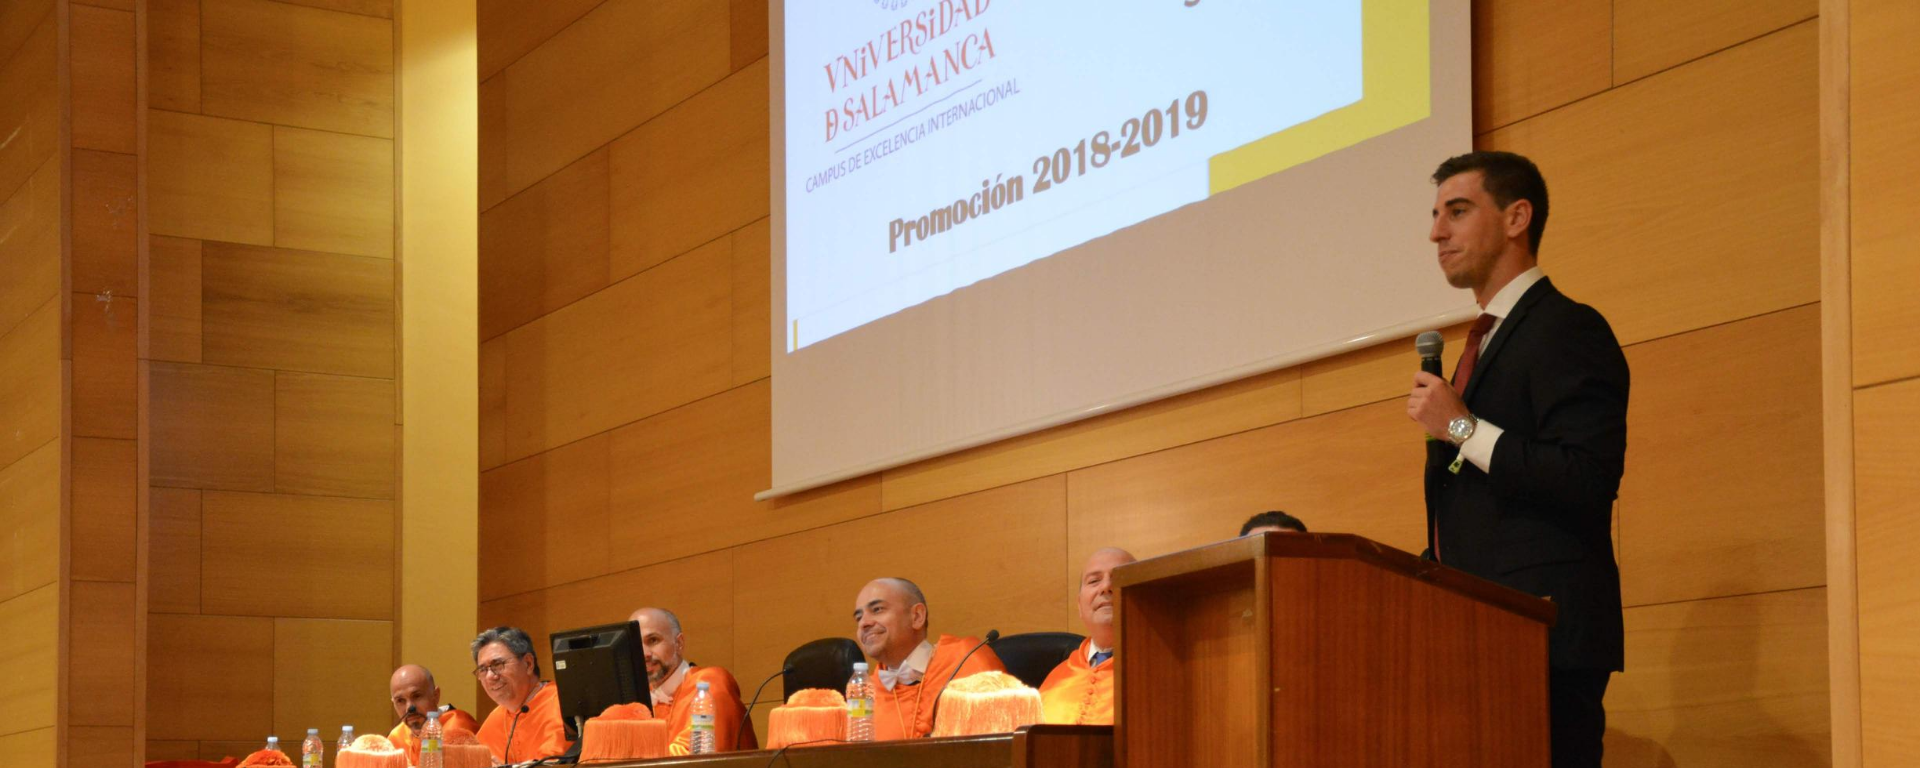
1452,313,1499,395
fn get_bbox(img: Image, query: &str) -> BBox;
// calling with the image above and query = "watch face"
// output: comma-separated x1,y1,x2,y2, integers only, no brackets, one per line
1448,417,1473,442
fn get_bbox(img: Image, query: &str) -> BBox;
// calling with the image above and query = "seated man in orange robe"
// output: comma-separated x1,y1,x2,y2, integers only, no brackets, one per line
471,626,573,763
1040,548,1136,725
853,577,1006,740
386,664,481,763
628,607,759,754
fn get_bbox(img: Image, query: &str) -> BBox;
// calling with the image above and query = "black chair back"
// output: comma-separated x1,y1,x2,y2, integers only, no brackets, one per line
992,631,1086,689
782,637,864,699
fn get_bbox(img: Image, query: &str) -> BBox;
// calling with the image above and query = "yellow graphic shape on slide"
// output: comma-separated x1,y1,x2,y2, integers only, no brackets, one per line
1208,0,1430,195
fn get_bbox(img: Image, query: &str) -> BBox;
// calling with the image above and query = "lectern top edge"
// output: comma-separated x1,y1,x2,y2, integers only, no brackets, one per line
1112,532,1556,625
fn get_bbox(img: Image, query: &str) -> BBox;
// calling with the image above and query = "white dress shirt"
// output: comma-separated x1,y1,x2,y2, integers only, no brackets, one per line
1456,266,1546,473
650,660,690,706
876,640,935,691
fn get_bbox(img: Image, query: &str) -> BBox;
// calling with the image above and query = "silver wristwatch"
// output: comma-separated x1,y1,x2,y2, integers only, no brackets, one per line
1447,415,1478,445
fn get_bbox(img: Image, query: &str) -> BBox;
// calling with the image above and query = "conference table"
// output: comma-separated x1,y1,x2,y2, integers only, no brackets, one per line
564,725,1112,768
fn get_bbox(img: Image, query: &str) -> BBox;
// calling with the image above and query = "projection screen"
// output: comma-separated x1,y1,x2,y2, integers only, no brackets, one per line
765,0,1474,498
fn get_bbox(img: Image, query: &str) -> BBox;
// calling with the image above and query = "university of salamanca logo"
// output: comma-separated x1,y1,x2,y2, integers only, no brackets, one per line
872,0,911,9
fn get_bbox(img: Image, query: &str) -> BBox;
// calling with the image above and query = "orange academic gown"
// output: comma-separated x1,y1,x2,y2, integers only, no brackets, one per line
387,706,480,764
871,634,1006,741
1038,638,1114,725
476,682,573,763
652,665,760,754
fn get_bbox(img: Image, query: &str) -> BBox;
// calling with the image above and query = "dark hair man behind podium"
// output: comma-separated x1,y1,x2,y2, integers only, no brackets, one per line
1405,151,1628,768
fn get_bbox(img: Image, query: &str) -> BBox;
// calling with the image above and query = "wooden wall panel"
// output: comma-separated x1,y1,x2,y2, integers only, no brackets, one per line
148,614,275,740
149,110,274,245
1853,377,1920,763
0,440,58,603
150,361,275,491
882,367,1302,513
0,298,61,472
493,239,731,465
271,619,394,743
149,0,201,112
1471,0,1610,131
1481,23,1819,348
0,158,62,337
1848,0,1920,388
1619,307,1825,607
149,236,204,363
0,729,53,766
608,59,767,279
72,293,139,439
273,127,395,259
477,73,508,211
68,727,134,767
729,0,767,72
0,14,55,204
70,581,139,726
475,0,602,82
607,381,885,572
202,242,396,378
200,0,394,138
145,741,198,762
70,4,137,153
0,584,58,734
275,372,396,498
201,492,395,620
498,0,729,201
71,149,140,299
730,219,771,386
477,147,610,341
1300,323,1469,418
150,488,203,614
478,338,507,468
71,438,138,583
478,433,611,602
1605,589,1830,767
278,0,393,18
0,0,51,65
1613,0,1815,84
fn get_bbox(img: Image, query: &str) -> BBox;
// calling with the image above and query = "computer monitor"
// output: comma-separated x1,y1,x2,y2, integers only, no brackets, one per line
549,621,652,742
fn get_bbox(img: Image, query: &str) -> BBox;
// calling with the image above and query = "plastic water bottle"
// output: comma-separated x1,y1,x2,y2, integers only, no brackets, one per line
336,725,354,756
263,736,280,756
418,711,444,768
301,729,323,768
688,681,718,754
845,662,874,742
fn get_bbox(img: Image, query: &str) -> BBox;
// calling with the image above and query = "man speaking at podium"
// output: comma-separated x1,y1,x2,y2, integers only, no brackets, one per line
1406,151,1628,768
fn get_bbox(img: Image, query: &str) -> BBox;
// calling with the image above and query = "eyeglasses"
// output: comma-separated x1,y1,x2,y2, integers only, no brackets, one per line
472,659,516,679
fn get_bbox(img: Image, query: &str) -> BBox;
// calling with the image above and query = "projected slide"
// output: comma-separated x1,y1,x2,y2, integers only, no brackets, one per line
785,0,1422,350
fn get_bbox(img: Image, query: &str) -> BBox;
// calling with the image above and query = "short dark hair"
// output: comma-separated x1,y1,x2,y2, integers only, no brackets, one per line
471,626,540,677
1431,151,1549,254
1239,511,1308,536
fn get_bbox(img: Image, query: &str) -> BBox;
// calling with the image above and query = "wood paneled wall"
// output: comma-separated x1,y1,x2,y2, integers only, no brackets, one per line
1833,0,1920,765
475,2,1831,764
142,0,400,761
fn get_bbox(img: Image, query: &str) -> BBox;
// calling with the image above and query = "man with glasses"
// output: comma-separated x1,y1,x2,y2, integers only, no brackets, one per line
471,626,572,763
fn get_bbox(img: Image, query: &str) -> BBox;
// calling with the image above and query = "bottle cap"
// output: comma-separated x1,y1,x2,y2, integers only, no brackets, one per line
426,711,439,720
307,728,319,735
267,736,279,744
342,725,353,732
696,680,710,691
853,662,868,672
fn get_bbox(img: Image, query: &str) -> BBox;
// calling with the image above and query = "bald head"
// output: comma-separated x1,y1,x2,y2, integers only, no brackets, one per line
628,607,686,686
854,578,930,668
1078,548,1136,648
389,665,442,731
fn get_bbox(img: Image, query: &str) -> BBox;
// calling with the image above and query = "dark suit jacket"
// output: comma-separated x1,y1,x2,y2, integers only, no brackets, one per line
1424,277,1628,672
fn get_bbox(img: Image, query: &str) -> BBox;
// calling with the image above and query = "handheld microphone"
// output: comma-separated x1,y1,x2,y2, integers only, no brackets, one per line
1416,331,1445,378
737,664,794,750
927,630,999,735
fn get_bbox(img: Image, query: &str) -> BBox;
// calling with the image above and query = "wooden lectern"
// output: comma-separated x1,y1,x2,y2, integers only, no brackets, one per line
1111,533,1556,768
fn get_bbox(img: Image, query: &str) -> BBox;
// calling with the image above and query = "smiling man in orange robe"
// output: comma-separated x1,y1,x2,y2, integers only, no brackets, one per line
853,577,1006,740
1040,548,1136,725
386,664,481,763
627,607,760,754
472,626,572,763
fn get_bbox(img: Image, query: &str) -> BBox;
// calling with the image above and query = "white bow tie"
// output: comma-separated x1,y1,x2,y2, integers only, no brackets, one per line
876,665,922,691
